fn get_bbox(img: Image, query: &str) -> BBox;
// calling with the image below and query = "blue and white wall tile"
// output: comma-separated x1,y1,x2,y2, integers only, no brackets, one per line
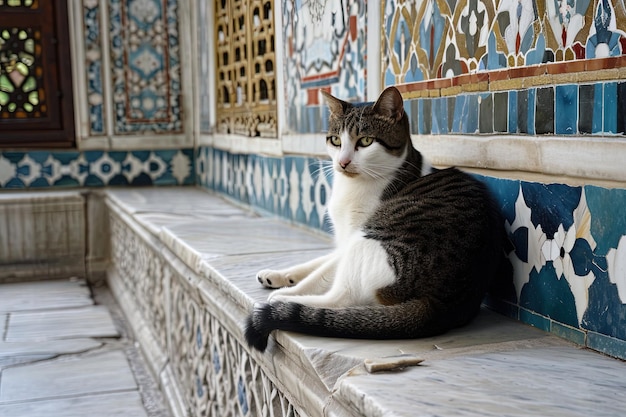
0,149,194,188
282,0,368,133
83,0,105,135
197,147,333,233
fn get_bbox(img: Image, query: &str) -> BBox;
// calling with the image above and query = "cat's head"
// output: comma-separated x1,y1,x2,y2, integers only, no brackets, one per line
321,86,411,179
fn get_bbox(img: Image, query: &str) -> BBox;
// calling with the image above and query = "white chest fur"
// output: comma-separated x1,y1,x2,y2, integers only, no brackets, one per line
328,174,390,243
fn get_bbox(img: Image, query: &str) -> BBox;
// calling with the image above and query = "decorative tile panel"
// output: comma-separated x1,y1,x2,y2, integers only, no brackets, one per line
382,0,626,82
196,146,333,233
109,0,183,134
0,149,194,188
83,0,105,135
282,0,368,133
198,144,626,360
378,0,626,138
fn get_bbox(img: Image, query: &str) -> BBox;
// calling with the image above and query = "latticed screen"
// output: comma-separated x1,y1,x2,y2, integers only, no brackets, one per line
0,26,45,119
215,0,277,137
0,0,37,6
0,0,74,147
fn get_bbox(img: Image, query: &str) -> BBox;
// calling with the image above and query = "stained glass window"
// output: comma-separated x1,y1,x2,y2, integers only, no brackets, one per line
0,26,45,118
0,0,75,147
0,0,38,7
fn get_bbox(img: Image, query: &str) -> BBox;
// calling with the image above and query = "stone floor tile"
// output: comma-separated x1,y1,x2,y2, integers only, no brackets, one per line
0,350,138,403
0,338,102,358
6,306,119,342
0,279,92,313
0,391,148,417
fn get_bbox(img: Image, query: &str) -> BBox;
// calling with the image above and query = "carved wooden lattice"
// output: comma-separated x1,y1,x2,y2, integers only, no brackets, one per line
215,0,277,137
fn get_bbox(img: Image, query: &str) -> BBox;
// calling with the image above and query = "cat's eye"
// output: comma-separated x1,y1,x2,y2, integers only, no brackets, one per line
327,135,341,147
358,137,375,147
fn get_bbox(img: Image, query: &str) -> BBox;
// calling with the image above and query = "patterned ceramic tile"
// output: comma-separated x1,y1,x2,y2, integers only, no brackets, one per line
197,145,626,359
0,149,194,188
352,1,626,138
108,0,182,134
382,0,626,80
555,84,578,135
535,87,555,134
83,0,105,135
397,81,626,136
282,0,368,133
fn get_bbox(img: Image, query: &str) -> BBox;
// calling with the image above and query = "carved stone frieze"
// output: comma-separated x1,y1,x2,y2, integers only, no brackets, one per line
108,208,301,417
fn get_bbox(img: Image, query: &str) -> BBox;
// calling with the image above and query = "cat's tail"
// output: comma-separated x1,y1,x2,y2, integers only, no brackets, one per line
244,298,473,352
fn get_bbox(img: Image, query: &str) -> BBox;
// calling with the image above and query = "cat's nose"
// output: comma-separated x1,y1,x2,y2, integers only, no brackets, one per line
339,159,351,169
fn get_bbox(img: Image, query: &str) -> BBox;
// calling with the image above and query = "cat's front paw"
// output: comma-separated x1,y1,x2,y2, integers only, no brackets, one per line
256,269,297,289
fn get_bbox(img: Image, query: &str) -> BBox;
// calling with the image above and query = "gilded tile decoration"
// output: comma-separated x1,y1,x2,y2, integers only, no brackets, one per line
282,0,368,133
215,0,277,137
382,0,626,85
109,0,183,133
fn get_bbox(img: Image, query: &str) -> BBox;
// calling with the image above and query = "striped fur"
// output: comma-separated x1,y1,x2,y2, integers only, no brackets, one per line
245,87,509,352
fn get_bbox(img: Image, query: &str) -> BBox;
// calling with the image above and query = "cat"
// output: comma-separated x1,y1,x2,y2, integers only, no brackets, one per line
245,86,509,352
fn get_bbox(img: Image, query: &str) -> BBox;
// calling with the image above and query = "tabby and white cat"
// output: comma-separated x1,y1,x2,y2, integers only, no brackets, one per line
245,86,507,352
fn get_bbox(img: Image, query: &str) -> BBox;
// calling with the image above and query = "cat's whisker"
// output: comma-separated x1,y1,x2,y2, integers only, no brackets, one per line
310,161,335,178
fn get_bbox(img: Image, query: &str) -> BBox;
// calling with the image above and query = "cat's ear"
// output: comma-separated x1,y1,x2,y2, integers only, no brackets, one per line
373,86,405,122
320,90,349,116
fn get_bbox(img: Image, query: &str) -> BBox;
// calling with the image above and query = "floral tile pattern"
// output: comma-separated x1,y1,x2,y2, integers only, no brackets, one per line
81,0,184,136
197,145,626,360
0,149,194,188
109,0,182,134
382,0,626,82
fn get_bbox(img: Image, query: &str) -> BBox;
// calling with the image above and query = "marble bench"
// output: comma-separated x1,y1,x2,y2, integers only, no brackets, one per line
103,187,626,417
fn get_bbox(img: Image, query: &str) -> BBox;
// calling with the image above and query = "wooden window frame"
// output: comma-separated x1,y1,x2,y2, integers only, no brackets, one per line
0,0,75,148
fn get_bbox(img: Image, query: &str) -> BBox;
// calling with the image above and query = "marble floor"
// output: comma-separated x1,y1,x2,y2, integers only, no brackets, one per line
0,278,170,417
